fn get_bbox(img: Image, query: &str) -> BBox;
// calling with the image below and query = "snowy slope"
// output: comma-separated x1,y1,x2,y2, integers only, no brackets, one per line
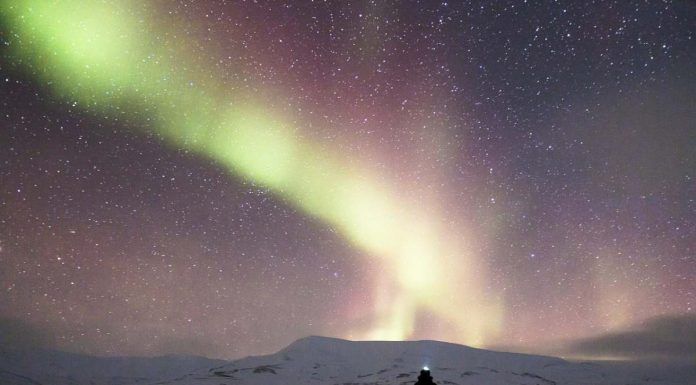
160,336,695,385
1,336,693,385
0,348,227,385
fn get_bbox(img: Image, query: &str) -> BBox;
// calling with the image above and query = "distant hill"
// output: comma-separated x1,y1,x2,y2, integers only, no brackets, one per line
0,348,226,385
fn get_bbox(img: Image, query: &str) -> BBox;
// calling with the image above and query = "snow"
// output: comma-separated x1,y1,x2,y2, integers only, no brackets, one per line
1,336,693,384
0,348,226,385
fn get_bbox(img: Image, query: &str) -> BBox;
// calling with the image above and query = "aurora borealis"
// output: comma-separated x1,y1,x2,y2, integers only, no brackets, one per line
1,1,694,360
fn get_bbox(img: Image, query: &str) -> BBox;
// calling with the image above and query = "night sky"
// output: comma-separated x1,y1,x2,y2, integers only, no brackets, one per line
1,1,694,360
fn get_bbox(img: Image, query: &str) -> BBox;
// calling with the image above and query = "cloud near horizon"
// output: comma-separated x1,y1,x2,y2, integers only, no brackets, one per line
566,314,696,359
0,317,56,350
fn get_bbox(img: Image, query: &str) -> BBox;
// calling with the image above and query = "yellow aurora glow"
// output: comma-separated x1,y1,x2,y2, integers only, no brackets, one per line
2,0,503,345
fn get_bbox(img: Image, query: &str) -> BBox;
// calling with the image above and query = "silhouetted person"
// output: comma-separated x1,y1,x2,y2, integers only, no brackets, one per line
414,368,437,385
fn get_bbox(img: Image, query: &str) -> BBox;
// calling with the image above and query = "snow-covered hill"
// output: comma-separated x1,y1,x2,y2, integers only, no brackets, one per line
161,336,694,385
1,336,693,385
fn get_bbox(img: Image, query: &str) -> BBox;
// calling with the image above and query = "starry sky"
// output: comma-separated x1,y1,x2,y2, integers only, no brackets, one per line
0,1,694,360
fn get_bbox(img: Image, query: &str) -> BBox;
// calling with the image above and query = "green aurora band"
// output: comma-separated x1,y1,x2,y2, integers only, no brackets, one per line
2,0,502,344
